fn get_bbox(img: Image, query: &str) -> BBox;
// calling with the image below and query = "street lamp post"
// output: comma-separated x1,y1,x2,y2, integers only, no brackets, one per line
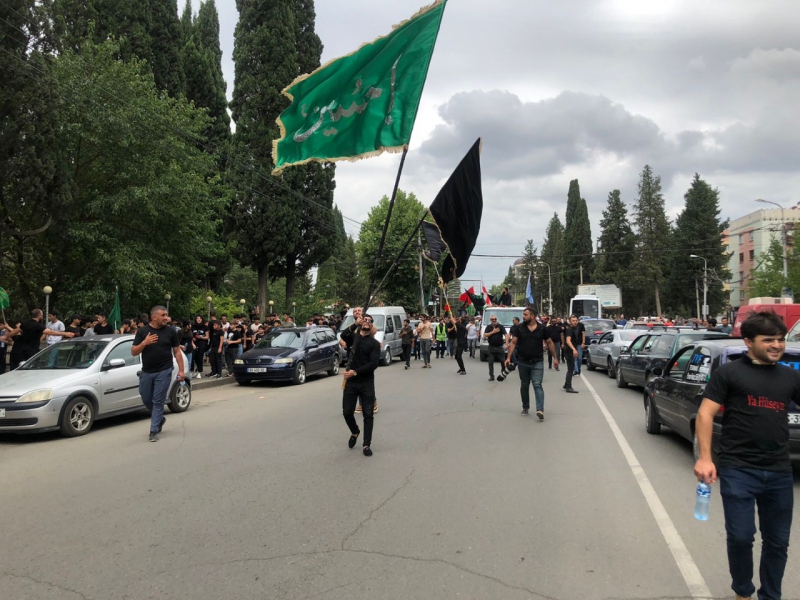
239,298,246,316
292,301,296,317
164,293,171,313
538,261,553,315
690,254,708,319
206,295,213,321
756,199,788,279
42,285,52,319
268,300,274,315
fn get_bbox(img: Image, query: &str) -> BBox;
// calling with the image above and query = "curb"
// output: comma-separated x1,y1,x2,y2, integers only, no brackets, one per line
191,376,238,392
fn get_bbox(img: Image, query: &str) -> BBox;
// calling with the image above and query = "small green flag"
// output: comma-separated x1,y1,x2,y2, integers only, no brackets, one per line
0,287,9,310
272,0,446,174
108,287,121,332
466,303,476,316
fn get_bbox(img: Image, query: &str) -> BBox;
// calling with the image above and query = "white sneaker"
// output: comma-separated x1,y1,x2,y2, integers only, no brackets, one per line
195,373,202,379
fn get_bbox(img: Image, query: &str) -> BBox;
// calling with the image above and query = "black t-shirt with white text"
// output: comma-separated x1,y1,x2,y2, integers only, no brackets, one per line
704,354,800,472
134,325,179,373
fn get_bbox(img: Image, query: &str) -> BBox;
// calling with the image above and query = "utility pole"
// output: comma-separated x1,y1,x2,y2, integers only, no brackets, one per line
418,230,425,313
579,265,583,285
690,254,708,319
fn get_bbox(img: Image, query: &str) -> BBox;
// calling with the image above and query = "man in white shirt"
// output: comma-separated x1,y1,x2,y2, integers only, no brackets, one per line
466,317,479,358
46,311,66,346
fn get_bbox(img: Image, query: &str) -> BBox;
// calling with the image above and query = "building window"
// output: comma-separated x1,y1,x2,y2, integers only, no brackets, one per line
749,249,754,260
749,231,754,242
739,271,744,283
739,290,746,301
738,233,744,244
739,252,744,263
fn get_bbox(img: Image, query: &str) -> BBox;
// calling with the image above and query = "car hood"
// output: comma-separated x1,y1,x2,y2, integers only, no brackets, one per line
0,369,90,397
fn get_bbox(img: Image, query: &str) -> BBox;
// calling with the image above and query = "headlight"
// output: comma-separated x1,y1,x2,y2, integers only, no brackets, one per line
234,359,244,365
274,358,294,364
17,389,54,403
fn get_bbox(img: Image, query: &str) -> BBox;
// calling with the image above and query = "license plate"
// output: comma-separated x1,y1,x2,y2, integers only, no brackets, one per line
0,409,4,418
247,368,267,373
789,414,800,425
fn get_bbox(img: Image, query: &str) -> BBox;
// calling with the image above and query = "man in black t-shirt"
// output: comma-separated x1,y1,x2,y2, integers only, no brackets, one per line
483,316,507,381
93,312,114,335
132,306,184,442
506,308,558,419
573,319,586,375
562,316,580,393
5,309,75,369
546,316,562,370
694,311,797,600
342,314,381,456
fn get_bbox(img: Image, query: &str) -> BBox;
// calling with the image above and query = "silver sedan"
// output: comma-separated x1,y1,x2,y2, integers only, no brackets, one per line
0,334,190,437
586,330,643,379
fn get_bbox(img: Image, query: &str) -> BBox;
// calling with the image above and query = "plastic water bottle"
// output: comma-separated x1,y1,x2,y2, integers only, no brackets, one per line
694,482,711,521
177,375,186,387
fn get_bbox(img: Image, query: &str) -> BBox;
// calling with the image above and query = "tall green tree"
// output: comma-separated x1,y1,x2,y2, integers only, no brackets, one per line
748,237,800,299
191,0,230,148
228,0,297,315
147,0,185,95
179,0,193,44
664,174,731,317
540,213,566,314
562,179,594,296
93,0,154,66
593,190,636,312
52,0,98,51
356,190,436,309
631,165,671,316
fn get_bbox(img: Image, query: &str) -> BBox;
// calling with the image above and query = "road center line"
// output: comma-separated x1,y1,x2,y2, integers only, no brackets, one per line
580,375,713,600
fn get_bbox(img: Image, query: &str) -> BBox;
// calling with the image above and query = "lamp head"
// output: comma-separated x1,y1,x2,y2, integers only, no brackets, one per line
42,285,53,295
206,296,213,303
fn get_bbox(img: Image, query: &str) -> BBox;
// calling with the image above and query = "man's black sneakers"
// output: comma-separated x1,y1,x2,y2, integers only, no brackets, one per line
521,408,529,416
158,417,166,433
488,376,495,381
363,446,373,457
565,388,579,394
348,432,359,449
149,432,158,442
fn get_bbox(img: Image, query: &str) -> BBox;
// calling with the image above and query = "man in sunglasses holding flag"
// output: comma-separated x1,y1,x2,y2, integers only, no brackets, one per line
342,314,381,457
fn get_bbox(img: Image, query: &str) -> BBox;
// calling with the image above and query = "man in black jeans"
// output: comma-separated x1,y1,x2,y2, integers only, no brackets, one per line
483,316,507,381
399,319,414,369
546,316,562,370
562,315,579,393
342,314,381,456
694,311,796,600
454,316,468,374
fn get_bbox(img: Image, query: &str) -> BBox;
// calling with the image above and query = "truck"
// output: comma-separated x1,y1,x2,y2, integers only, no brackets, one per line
733,298,800,337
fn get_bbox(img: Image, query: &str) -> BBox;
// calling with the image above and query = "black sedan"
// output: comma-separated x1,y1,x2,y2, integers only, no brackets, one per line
233,328,341,385
616,330,729,389
644,339,800,462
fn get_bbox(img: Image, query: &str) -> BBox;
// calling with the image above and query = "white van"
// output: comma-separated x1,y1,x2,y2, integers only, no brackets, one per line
479,306,524,361
339,306,408,366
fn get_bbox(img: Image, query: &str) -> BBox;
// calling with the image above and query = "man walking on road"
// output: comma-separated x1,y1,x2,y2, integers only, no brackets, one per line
399,318,414,369
694,311,796,600
483,315,507,381
132,306,185,442
506,307,558,419
342,314,381,457
416,315,433,368
454,316,468,374
563,315,580,393
573,317,586,375
546,316,562,370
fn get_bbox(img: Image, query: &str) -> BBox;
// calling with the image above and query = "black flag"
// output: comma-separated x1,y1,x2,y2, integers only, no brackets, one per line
421,221,447,262
428,138,483,283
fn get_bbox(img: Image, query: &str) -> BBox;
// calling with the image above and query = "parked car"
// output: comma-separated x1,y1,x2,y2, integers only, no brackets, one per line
623,321,668,331
586,329,643,378
733,302,800,337
338,306,408,366
617,330,730,388
479,307,523,361
234,327,341,385
0,335,190,437
643,339,800,462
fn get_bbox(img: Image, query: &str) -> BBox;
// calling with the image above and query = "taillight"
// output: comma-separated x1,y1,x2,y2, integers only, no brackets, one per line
594,331,602,335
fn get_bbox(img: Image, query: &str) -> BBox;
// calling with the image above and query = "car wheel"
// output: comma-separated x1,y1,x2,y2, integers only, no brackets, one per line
645,395,661,434
616,365,628,388
381,347,392,366
607,358,616,379
293,362,306,385
587,355,596,371
168,383,192,413
327,357,340,376
60,396,95,437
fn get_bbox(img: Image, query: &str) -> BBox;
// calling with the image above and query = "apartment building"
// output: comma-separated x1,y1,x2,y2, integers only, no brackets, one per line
726,207,800,309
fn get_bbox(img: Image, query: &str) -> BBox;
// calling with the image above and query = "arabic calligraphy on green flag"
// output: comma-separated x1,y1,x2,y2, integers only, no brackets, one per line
0,287,9,310
108,287,122,332
272,0,447,174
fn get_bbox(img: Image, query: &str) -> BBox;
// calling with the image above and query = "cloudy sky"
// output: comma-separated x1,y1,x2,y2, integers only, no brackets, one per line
186,0,800,288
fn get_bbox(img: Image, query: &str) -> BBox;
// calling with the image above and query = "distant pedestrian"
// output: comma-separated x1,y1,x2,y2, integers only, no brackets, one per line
435,319,447,358
191,315,208,379
694,311,796,600
446,316,458,359
208,320,224,379
719,317,733,335
399,319,414,369
563,315,580,393
546,316,562,370
454,316,467,374
483,315,507,381
573,317,586,375
498,287,512,306
93,312,114,335
466,317,478,358
416,315,433,368
132,306,185,442
5,309,74,369
506,307,558,419
342,314,381,457
45,311,65,346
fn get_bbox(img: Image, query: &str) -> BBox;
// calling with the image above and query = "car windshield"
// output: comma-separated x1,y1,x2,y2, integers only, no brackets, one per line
340,314,386,330
585,320,615,333
483,309,523,328
677,333,728,347
618,331,641,341
257,331,306,349
787,321,800,343
19,341,109,370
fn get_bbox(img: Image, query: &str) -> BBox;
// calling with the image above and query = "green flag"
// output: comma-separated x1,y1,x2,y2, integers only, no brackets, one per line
272,0,447,174
0,287,9,310
108,287,121,332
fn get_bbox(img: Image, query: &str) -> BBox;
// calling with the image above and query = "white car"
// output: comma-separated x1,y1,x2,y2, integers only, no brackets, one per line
0,335,190,437
586,329,644,378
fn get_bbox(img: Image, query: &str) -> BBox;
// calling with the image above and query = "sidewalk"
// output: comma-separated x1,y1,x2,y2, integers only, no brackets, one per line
191,374,238,392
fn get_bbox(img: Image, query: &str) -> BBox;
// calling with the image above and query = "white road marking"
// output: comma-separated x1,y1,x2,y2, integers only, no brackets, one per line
580,375,713,600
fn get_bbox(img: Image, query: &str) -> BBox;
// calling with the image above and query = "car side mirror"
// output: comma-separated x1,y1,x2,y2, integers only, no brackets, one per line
590,339,598,345
651,366,663,377
106,358,126,369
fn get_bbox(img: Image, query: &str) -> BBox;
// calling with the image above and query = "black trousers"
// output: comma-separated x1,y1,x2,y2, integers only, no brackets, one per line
193,347,206,373
224,346,238,374
209,349,223,377
402,344,411,366
455,344,466,372
0,346,6,374
436,340,446,358
343,378,375,447
564,352,575,389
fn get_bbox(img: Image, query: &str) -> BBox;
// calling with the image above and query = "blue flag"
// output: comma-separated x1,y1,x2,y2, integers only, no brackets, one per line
525,272,534,305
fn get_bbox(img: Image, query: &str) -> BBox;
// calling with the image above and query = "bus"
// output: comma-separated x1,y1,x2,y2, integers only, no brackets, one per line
570,295,600,320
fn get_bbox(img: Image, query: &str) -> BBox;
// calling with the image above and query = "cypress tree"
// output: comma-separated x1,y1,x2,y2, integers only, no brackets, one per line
593,190,636,312
52,0,98,51
180,0,193,45
147,0,185,95
631,165,671,316
540,213,566,313
228,0,297,315
664,174,730,316
563,179,594,294
93,0,154,66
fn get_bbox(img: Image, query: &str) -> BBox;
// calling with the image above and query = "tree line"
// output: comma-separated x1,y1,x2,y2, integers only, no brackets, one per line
501,166,731,318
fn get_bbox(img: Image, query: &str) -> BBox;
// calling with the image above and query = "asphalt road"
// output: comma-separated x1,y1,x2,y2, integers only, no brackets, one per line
2,354,800,600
